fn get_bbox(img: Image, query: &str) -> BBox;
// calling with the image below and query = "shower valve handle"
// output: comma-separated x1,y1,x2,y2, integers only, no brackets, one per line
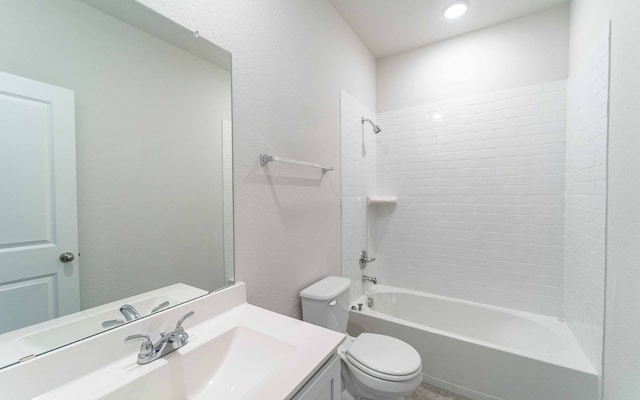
359,250,376,269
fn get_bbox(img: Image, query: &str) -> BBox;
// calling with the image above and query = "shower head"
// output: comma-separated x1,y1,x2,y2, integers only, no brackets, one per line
361,117,382,134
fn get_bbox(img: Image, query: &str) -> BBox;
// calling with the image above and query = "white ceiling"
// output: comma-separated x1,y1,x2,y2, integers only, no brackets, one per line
328,0,570,58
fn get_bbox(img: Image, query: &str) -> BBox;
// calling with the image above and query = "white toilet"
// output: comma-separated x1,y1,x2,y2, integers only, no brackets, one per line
300,276,422,400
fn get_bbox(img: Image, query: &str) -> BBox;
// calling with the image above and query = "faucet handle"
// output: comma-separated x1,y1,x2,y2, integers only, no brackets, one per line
359,250,376,269
125,333,154,355
151,301,170,314
102,319,125,328
175,311,195,331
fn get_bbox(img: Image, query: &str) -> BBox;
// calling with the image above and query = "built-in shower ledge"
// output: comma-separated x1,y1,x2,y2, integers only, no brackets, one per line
367,195,398,205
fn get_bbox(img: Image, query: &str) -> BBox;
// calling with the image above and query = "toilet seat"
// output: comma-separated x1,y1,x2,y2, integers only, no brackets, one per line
343,333,422,382
346,354,422,382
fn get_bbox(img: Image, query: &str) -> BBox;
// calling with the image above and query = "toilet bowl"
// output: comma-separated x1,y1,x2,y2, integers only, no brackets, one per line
300,276,422,400
339,334,422,400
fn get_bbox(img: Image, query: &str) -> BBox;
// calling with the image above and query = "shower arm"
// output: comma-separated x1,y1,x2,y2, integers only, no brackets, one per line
361,117,382,134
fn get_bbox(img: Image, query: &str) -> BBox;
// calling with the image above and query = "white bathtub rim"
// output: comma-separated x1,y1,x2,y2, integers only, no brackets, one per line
353,285,596,376
351,300,594,375
367,284,556,322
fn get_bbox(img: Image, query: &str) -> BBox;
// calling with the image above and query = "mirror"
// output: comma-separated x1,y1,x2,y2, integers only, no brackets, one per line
0,0,233,368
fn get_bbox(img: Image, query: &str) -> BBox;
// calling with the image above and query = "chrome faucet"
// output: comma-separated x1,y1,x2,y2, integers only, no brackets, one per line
103,301,170,328
124,311,194,365
120,304,141,321
362,275,377,284
359,250,376,269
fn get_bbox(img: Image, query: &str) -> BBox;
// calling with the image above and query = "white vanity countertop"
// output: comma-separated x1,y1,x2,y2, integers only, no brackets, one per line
0,283,345,400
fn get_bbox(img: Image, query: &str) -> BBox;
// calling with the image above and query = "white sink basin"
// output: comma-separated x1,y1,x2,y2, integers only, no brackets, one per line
180,327,297,399
99,364,172,400
66,326,301,400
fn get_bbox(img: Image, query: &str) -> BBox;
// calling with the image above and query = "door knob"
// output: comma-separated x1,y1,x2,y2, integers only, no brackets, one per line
59,252,75,263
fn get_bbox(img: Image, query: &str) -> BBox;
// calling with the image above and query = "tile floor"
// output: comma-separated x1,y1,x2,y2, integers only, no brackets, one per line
341,381,471,400
407,382,472,400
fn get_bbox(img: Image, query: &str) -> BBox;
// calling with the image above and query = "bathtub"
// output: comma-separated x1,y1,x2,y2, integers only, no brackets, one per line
348,285,598,400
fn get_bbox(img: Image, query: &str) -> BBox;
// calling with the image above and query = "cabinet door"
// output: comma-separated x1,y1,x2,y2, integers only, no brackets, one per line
292,354,341,400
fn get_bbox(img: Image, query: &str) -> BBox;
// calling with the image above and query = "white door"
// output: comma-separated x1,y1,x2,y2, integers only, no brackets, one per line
0,71,79,334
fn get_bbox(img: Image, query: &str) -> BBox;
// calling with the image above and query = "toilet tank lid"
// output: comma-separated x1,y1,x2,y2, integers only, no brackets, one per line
300,276,351,301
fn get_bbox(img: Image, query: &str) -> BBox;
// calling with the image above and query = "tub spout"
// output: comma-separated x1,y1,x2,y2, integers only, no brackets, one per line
362,275,377,284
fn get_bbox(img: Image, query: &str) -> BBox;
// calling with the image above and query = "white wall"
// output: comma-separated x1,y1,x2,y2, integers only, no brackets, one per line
569,1,640,398
341,90,378,301
603,0,640,398
376,81,567,315
377,5,569,112
564,24,609,377
139,0,376,317
0,0,231,308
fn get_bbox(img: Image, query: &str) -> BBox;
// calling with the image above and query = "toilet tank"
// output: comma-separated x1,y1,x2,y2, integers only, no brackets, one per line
300,276,351,333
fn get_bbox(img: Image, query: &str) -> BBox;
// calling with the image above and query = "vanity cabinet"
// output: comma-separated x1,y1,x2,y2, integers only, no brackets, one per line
292,354,341,400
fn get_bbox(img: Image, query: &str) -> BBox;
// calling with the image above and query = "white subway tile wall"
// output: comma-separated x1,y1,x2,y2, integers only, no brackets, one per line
376,81,568,315
341,91,378,301
564,26,609,374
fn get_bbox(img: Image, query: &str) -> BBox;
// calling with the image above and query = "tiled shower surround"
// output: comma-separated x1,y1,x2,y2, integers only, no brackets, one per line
342,66,608,371
564,26,609,374
375,81,568,316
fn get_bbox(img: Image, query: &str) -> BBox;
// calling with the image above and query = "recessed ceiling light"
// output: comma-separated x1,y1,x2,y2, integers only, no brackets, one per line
442,0,470,19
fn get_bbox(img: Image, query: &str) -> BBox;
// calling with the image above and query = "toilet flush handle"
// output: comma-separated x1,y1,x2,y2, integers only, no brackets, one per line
328,299,337,306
